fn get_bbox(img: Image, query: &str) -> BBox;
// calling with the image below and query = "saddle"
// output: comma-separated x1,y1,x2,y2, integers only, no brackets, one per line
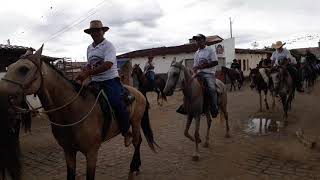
176,76,223,115
72,81,135,139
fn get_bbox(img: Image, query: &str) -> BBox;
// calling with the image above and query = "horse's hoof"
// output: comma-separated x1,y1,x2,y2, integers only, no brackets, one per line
192,155,200,161
225,134,231,138
203,142,209,148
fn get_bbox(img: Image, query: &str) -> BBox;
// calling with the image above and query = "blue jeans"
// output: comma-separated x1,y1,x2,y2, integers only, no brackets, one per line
94,78,130,135
198,72,218,117
146,71,155,89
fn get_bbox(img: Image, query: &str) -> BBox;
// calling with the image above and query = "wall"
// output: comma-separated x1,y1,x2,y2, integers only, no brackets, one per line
235,53,268,76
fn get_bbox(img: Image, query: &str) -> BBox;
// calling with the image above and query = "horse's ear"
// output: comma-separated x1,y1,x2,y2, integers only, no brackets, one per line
137,64,140,66
34,44,44,59
178,60,184,64
21,48,34,58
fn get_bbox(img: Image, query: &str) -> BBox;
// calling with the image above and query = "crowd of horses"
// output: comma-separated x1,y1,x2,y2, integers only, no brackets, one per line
0,46,319,180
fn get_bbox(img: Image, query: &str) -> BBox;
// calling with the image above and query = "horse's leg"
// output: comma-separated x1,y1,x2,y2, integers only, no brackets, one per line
264,90,269,110
86,149,99,180
280,95,288,127
64,150,77,180
192,116,201,161
272,91,276,110
128,135,142,180
259,91,262,112
222,105,230,138
155,89,161,106
184,115,194,142
203,113,212,148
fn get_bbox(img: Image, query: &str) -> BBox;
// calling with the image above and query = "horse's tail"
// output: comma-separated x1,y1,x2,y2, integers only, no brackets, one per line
160,91,167,101
141,101,159,152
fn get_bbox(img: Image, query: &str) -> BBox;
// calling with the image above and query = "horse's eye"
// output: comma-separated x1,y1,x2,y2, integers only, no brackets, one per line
18,66,30,76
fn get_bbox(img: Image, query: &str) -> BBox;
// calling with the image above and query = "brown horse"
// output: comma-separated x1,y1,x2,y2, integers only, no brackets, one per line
0,94,31,180
221,66,244,91
249,68,275,112
163,60,229,161
131,64,166,106
0,45,157,180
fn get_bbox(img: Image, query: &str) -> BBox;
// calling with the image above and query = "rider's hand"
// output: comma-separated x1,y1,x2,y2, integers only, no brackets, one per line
75,70,90,83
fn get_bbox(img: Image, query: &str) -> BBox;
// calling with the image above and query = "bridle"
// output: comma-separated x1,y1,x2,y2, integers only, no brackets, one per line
2,57,43,95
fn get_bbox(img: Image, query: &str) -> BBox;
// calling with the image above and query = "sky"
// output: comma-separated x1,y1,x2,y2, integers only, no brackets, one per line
0,0,319,61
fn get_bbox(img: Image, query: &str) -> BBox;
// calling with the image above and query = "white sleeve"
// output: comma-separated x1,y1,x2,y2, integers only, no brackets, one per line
211,48,218,62
104,44,116,64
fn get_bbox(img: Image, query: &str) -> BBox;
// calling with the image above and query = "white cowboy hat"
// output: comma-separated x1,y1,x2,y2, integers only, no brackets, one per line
84,20,109,34
272,41,286,49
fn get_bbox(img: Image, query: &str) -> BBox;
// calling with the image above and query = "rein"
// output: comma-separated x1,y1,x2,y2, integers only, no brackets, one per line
2,58,107,127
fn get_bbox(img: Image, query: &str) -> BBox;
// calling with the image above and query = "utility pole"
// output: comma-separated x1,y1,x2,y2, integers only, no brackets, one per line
229,17,233,38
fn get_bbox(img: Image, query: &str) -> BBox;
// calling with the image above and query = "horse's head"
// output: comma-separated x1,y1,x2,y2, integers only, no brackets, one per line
0,45,44,96
249,68,259,89
163,60,183,96
270,66,282,91
131,64,142,77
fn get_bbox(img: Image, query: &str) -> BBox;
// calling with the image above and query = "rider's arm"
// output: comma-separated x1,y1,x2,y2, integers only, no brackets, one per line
193,48,218,70
88,45,116,75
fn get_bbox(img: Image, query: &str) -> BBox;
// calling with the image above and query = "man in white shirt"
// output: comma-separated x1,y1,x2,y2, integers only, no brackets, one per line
144,56,156,89
271,41,304,92
192,34,219,118
76,20,132,146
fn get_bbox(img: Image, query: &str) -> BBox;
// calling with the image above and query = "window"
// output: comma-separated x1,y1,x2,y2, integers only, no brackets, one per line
247,59,249,70
243,59,246,71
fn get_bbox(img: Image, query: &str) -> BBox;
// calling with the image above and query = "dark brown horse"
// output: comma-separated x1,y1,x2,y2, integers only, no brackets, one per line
0,46,157,180
0,94,31,180
249,68,275,112
131,64,167,106
221,66,244,91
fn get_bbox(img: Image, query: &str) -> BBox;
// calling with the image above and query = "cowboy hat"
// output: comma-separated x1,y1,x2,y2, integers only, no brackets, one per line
272,41,286,49
192,34,206,41
84,20,109,34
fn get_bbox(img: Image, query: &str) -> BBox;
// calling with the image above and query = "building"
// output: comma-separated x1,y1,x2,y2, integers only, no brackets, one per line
291,47,320,59
117,36,236,84
235,49,273,76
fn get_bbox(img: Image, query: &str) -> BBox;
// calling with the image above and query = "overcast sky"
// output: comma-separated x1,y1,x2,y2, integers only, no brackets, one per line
0,0,319,61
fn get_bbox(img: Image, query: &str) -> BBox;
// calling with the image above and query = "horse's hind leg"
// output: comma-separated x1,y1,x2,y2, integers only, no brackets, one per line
264,90,269,110
203,113,212,148
64,150,77,180
128,135,142,180
184,115,194,142
86,149,98,180
222,106,230,138
192,116,201,161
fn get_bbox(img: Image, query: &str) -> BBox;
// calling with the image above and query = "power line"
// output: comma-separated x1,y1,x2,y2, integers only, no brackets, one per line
42,0,109,43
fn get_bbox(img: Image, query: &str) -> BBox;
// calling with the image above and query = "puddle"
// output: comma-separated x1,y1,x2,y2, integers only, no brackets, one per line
245,118,281,135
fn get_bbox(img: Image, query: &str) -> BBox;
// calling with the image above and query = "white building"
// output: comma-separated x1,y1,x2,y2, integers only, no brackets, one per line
117,36,236,77
235,49,272,76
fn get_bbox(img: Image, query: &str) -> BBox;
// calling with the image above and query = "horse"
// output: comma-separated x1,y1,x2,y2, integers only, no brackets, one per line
131,64,167,106
249,68,275,112
163,60,229,161
0,45,157,180
0,94,31,180
270,65,295,126
221,66,244,91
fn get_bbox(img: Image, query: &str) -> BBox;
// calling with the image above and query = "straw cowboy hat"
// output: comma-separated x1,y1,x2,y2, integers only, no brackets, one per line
272,41,286,49
84,20,109,34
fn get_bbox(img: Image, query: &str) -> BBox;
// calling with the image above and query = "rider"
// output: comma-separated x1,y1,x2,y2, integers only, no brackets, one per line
258,53,273,86
76,20,132,147
144,56,156,90
271,41,304,92
192,34,219,118
231,59,241,72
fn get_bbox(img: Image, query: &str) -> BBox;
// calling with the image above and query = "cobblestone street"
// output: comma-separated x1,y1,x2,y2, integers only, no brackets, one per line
20,84,320,180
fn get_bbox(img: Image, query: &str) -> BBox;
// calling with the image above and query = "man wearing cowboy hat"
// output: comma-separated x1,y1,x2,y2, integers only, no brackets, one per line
144,56,156,89
192,34,219,118
76,20,132,147
271,41,304,92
